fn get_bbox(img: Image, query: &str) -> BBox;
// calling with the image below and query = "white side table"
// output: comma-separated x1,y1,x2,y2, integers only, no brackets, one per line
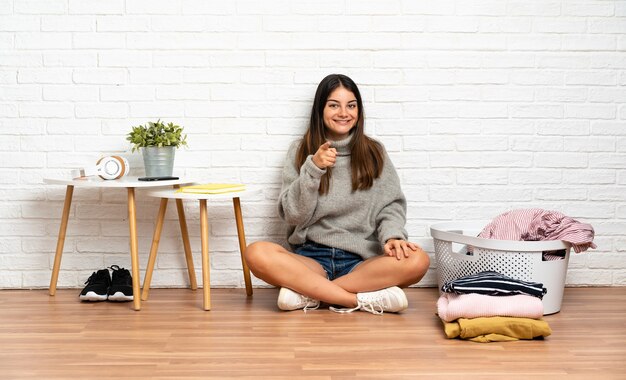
142,187,261,311
44,176,193,311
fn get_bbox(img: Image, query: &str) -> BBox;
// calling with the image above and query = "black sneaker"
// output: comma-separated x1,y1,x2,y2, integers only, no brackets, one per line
79,269,111,301
107,265,133,302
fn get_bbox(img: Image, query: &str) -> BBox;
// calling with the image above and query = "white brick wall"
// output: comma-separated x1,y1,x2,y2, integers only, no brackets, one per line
1,0,625,289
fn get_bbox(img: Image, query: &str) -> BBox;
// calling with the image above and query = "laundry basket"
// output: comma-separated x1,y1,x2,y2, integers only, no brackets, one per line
430,221,571,315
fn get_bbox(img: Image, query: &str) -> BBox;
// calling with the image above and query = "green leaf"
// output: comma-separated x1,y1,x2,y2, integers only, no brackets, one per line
126,120,188,152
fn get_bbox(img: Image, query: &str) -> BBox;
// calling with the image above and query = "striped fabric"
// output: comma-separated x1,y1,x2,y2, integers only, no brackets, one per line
478,208,596,253
441,271,547,299
543,249,567,261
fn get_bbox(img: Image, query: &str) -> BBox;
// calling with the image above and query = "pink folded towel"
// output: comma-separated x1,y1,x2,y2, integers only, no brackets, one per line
437,293,544,322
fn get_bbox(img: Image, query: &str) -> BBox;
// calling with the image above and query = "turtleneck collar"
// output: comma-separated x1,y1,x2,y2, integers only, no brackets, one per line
329,133,353,156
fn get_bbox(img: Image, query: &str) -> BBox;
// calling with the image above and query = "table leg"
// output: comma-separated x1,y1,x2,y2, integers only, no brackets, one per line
233,197,253,296
49,185,74,296
199,199,211,311
127,187,141,311
175,198,197,290
141,197,168,301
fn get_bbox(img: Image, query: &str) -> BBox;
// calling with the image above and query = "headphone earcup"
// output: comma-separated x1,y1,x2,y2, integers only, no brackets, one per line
96,156,129,180
110,155,129,178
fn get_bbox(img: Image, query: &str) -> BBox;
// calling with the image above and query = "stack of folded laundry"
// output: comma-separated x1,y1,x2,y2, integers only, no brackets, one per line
437,271,552,343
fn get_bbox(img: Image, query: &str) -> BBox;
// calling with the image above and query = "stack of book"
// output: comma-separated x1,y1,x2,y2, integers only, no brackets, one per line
176,183,246,194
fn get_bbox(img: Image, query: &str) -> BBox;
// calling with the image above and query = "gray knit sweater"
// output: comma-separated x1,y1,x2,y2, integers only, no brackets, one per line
278,134,408,260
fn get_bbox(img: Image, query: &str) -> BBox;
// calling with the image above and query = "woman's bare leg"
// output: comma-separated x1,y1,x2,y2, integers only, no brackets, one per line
244,241,358,307
333,248,430,293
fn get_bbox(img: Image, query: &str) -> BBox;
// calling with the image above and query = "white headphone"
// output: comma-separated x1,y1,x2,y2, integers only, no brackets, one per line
72,156,130,180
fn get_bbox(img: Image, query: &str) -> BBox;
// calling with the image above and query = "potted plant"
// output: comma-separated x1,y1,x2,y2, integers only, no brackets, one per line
126,120,188,177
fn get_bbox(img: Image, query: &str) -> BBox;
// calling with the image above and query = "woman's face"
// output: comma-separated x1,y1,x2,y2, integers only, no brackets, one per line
323,86,358,141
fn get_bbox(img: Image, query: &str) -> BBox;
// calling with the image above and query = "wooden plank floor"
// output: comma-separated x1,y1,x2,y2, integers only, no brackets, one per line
0,287,625,379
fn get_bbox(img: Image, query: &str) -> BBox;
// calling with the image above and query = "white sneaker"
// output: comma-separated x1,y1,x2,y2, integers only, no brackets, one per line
277,287,320,312
330,286,408,315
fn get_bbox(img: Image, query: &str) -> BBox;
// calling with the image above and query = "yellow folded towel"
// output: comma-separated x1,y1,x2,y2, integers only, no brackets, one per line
177,183,246,194
442,316,552,342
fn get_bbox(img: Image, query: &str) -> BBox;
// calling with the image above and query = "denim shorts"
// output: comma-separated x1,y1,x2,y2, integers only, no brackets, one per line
294,241,363,281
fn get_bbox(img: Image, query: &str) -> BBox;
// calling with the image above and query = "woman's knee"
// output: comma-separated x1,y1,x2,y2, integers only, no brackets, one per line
402,248,431,284
244,241,278,273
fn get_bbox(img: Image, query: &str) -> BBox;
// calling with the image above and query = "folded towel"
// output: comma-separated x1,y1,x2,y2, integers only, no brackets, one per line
442,316,552,342
437,293,544,322
441,271,546,299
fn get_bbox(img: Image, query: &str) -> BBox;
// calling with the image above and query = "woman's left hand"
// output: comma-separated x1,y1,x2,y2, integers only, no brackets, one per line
384,239,420,260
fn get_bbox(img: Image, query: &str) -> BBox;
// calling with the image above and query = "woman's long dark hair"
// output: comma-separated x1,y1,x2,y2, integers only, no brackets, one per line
296,74,384,195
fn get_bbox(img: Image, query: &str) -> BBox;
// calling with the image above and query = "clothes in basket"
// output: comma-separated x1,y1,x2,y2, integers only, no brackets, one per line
478,208,596,253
